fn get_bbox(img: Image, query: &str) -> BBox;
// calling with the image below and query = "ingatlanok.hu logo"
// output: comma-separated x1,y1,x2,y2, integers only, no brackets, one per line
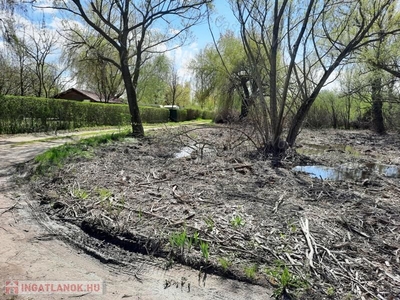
5,280,104,295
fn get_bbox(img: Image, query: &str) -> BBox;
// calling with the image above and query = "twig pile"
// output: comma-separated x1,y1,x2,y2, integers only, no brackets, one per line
30,126,400,299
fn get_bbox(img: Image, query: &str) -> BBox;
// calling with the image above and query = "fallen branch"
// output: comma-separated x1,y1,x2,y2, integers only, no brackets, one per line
273,193,286,214
300,218,315,269
362,257,400,284
0,201,21,216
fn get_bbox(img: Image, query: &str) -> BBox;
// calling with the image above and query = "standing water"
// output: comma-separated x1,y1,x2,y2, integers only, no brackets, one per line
293,163,400,180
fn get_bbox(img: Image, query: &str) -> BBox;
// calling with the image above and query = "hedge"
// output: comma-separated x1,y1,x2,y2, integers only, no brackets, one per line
170,107,214,122
0,95,214,134
0,96,169,134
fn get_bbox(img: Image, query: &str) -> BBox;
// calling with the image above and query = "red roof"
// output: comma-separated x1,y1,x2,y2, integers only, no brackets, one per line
54,88,123,104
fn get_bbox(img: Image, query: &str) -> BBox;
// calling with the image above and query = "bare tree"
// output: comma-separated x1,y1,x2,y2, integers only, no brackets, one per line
5,29,32,96
23,27,66,97
40,0,212,137
63,30,124,102
0,49,17,95
231,0,399,163
167,63,182,107
2,20,67,97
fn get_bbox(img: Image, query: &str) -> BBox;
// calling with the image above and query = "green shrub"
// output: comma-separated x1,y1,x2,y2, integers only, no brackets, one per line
169,108,214,122
177,109,188,122
201,110,215,120
186,108,202,120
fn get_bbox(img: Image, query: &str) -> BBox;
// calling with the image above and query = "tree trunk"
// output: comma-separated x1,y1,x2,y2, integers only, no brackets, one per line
286,79,328,146
239,77,250,120
121,61,144,137
331,106,337,129
345,97,351,130
371,76,385,134
286,96,316,147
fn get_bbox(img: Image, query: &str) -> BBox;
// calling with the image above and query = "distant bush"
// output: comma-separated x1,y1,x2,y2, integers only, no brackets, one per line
214,109,240,123
305,104,331,129
305,91,355,129
186,108,202,120
201,110,215,120
168,107,214,122
176,109,188,122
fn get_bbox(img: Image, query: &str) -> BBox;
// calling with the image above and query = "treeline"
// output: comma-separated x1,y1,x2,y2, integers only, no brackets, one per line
0,95,214,134
305,90,400,131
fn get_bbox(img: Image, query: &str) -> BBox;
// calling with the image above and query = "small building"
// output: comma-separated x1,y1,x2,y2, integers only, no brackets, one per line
163,105,180,109
53,88,123,104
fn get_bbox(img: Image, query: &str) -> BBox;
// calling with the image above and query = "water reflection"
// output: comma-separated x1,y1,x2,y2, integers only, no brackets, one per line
174,146,194,158
293,163,400,180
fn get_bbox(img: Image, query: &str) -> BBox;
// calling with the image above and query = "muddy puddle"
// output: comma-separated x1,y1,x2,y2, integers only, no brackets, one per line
174,144,217,159
295,141,400,180
293,163,400,180
174,146,194,158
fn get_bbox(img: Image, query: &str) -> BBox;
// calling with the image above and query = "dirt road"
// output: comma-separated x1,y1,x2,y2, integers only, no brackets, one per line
0,129,271,300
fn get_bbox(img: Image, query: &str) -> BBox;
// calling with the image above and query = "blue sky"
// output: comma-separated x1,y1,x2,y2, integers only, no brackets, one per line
1,1,340,90
171,1,240,80
194,1,238,48
0,1,240,84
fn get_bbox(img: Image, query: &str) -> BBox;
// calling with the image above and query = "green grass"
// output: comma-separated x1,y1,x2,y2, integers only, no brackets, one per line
244,264,258,279
265,261,309,298
204,216,215,231
200,241,209,260
230,215,245,227
32,120,212,175
72,187,90,200
96,188,113,200
144,119,213,130
34,144,90,174
169,229,202,257
34,131,128,174
218,257,232,272
169,230,188,255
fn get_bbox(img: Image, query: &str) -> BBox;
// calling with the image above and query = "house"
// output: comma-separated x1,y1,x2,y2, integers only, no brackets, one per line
53,88,123,104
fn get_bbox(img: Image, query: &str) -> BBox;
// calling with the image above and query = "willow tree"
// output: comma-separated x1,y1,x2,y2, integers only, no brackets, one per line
41,0,212,137
190,32,253,117
361,4,400,134
63,28,124,102
136,54,171,105
231,0,399,161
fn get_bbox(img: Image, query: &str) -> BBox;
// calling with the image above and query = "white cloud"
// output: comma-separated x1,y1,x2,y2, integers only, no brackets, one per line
168,42,199,82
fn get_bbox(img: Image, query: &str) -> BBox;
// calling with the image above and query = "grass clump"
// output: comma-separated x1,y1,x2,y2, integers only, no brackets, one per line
169,229,188,256
72,187,90,200
169,229,207,261
230,215,245,227
96,188,113,200
218,257,232,272
199,241,209,260
244,264,258,279
265,261,308,299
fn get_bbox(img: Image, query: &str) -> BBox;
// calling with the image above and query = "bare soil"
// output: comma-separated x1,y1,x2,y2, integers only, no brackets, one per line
17,127,400,299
